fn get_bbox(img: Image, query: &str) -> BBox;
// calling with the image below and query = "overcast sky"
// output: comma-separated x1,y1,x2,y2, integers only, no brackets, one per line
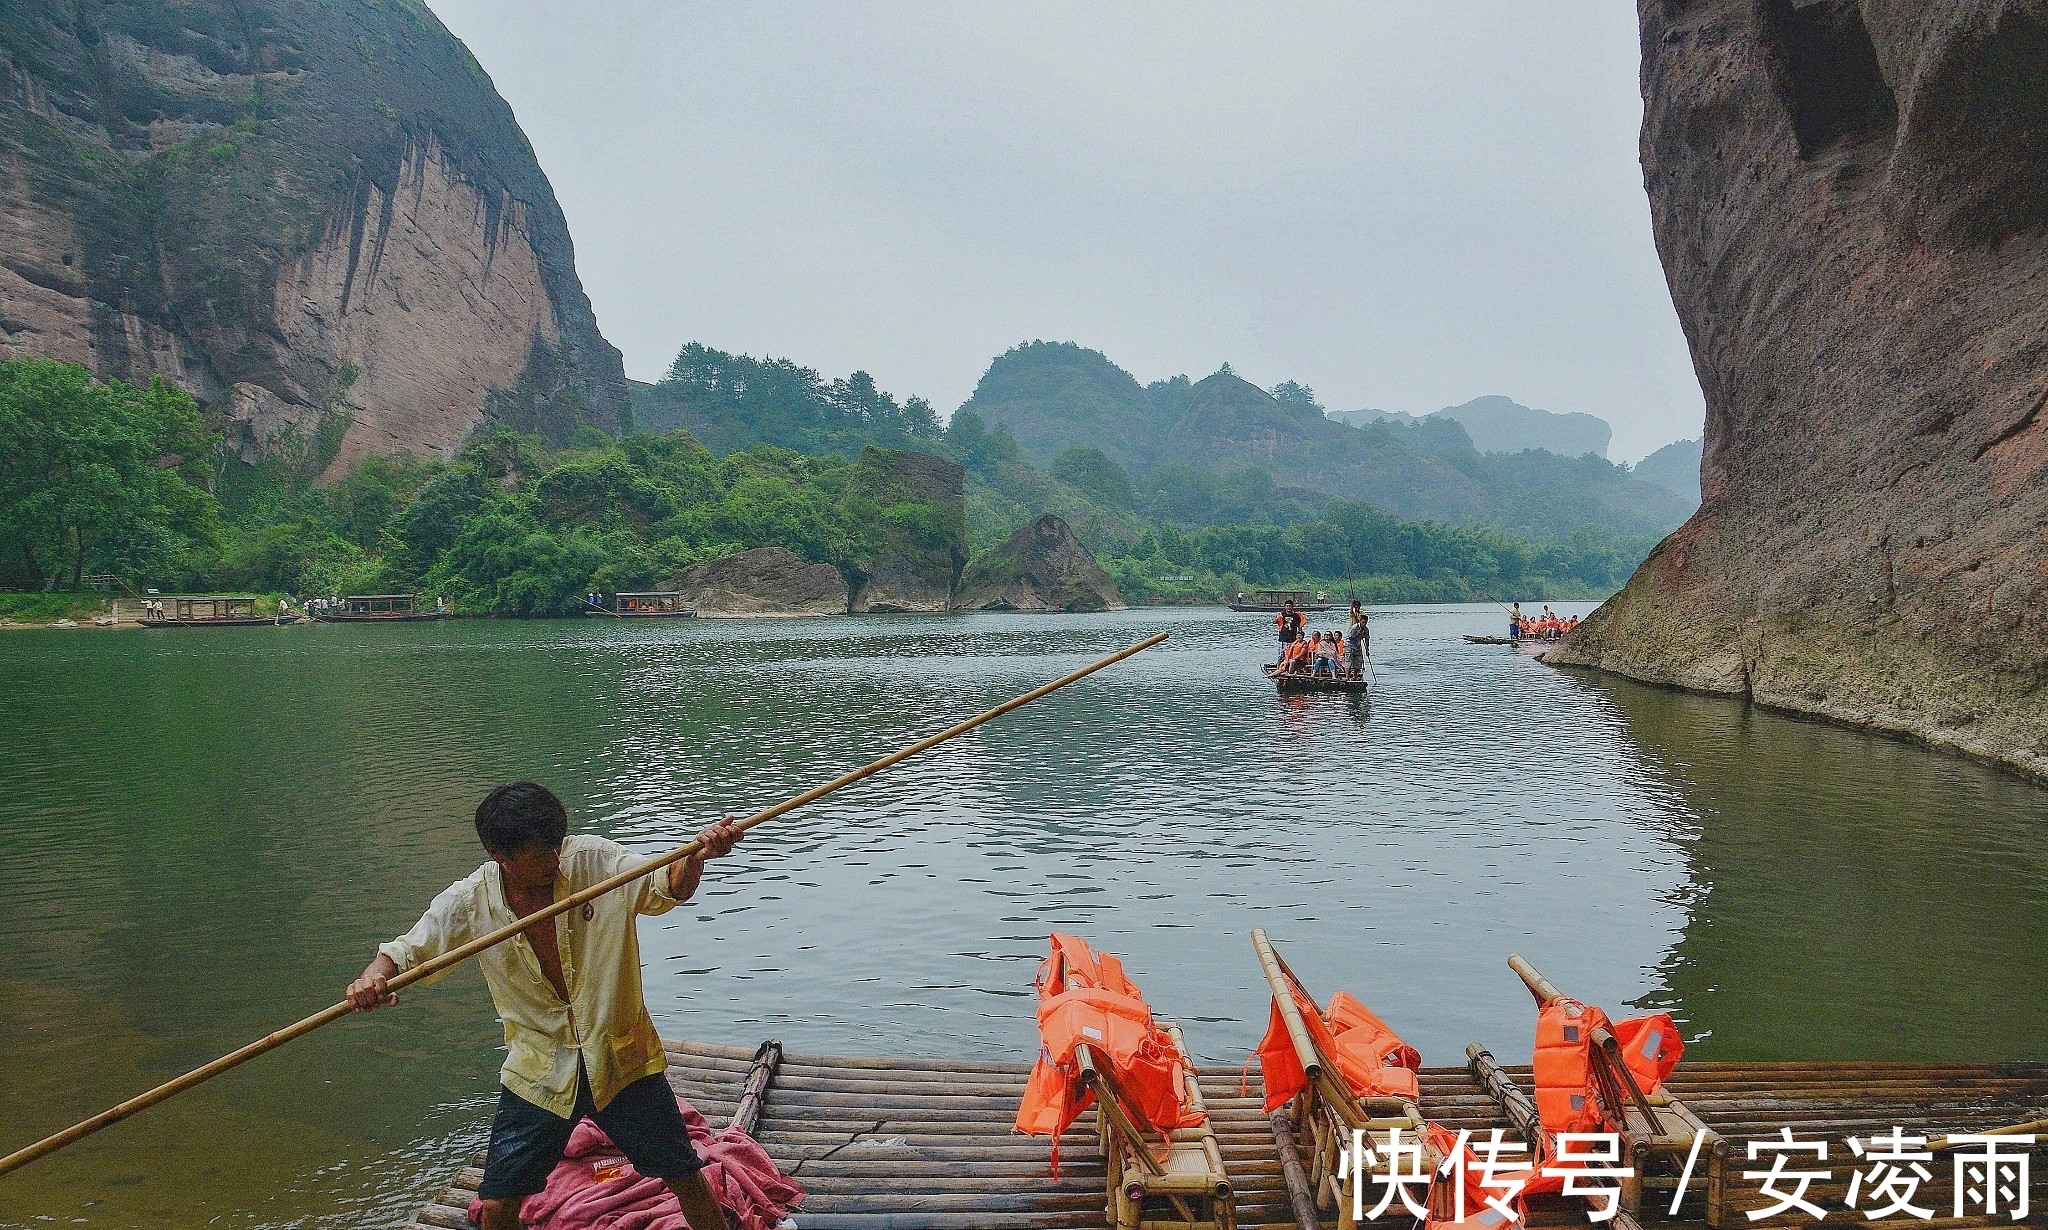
424,2,1700,463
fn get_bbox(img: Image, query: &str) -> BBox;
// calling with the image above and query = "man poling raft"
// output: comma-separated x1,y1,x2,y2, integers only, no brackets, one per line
345,784,750,1230
0,633,1172,1209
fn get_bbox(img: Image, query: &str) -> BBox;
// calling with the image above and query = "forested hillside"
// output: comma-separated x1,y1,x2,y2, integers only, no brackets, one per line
2,351,1658,614
625,345,1666,602
0,359,962,615
959,342,1690,541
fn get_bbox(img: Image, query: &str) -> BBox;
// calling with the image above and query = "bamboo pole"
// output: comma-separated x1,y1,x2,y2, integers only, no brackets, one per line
1268,1111,1322,1230
1250,928,1323,1085
0,631,1169,1180
1930,1117,2048,1151
729,1039,782,1137
1506,954,1563,1007
1466,1043,1649,1230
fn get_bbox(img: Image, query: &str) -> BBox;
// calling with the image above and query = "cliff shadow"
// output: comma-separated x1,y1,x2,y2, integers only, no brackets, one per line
1564,671,2048,1060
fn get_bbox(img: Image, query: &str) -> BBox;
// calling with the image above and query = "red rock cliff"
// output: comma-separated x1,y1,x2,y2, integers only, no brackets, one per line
0,1,627,477
1554,0,2048,776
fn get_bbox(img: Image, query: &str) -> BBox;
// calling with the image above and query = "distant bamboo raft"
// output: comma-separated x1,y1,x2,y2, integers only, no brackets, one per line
409,1040,2048,1230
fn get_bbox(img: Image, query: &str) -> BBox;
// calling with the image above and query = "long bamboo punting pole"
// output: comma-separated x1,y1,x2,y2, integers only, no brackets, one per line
0,631,1169,1180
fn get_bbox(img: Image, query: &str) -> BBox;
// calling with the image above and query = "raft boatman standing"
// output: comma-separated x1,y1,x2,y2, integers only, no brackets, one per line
1345,600,1369,680
347,782,742,1230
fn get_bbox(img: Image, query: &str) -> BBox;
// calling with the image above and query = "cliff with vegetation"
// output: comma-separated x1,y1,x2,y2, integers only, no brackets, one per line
954,515,1124,613
1552,0,2048,778
0,0,626,480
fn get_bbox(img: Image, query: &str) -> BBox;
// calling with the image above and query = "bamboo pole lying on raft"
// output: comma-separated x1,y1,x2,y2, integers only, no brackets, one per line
0,631,1170,1180
1930,1117,2048,1152
729,1040,783,1137
1267,1111,1322,1230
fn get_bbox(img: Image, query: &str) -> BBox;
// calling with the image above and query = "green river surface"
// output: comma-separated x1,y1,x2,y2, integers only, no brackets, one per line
2,605,2045,1228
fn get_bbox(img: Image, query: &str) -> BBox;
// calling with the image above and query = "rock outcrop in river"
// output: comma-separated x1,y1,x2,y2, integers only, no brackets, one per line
0,1,627,476
671,547,849,617
842,449,968,613
954,515,1125,613
1553,0,2048,777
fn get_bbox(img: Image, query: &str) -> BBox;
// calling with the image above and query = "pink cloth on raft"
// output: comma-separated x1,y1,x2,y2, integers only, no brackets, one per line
466,1095,802,1230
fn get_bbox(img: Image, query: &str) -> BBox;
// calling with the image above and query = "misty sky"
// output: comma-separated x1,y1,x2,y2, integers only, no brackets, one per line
423,2,1701,463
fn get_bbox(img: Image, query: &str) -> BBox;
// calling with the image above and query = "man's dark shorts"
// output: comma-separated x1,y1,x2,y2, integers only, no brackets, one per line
478,1067,703,1200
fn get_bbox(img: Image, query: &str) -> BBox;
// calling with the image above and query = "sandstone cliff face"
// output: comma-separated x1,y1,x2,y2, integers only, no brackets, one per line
1553,0,2048,776
669,547,850,617
0,1,625,476
843,448,968,614
954,515,1125,613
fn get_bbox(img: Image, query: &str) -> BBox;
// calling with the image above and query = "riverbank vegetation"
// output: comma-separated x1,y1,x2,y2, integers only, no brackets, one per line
0,357,1655,610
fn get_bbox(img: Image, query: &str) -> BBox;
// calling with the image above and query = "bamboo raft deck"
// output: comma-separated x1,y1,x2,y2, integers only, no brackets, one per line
407,1042,2048,1230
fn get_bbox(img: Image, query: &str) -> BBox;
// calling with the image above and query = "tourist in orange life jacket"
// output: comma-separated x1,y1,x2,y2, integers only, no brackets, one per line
346,783,742,1230
1281,634,1314,674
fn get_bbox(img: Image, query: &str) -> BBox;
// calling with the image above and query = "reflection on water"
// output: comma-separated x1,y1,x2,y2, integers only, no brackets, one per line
0,606,2041,1228
1578,672,2048,1059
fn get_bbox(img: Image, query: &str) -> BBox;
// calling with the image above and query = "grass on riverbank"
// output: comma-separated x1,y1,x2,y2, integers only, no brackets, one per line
0,593,112,623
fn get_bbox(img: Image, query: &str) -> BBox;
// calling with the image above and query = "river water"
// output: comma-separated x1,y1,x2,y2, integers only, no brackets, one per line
1,606,2044,1228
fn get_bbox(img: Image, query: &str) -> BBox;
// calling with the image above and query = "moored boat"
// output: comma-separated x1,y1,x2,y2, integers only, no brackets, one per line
139,596,283,628
588,590,696,618
1228,588,1331,613
313,594,446,622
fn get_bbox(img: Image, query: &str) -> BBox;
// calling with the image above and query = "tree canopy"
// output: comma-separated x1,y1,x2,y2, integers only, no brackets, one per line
0,360,219,590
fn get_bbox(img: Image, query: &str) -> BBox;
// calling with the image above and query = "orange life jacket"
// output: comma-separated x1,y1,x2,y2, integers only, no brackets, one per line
1422,1121,1567,1230
1014,934,1205,1150
1256,984,1421,1113
1532,996,1681,1138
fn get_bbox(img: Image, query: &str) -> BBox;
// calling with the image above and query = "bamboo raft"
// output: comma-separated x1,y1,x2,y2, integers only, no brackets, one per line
405,1040,2048,1230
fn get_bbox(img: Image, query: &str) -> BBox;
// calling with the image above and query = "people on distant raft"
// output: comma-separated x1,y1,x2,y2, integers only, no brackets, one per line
1345,601,1369,679
1274,598,1303,666
347,783,743,1230
1313,631,1341,678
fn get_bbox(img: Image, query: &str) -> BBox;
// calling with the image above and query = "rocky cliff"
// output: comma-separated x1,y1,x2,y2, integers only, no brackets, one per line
0,0,626,477
670,547,849,617
842,447,968,613
954,514,1125,613
1553,0,2048,777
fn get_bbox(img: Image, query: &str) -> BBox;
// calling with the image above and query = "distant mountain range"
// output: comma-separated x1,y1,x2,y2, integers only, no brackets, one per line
1332,396,1613,459
958,342,1693,542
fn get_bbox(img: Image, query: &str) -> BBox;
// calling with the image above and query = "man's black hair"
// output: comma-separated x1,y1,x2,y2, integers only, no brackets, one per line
475,781,569,854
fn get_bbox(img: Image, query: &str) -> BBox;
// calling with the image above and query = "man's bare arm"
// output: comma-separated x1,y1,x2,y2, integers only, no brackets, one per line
347,953,400,1012
668,816,741,904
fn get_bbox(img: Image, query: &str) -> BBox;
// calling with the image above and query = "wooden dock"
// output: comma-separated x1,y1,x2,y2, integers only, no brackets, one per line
408,1041,2048,1229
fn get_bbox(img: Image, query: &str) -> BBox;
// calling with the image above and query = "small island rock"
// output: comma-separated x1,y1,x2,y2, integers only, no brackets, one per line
669,547,850,617
953,515,1125,613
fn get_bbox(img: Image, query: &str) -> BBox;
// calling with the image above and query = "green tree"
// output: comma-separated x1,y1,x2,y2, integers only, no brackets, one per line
0,360,219,588
1049,446,1133,507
